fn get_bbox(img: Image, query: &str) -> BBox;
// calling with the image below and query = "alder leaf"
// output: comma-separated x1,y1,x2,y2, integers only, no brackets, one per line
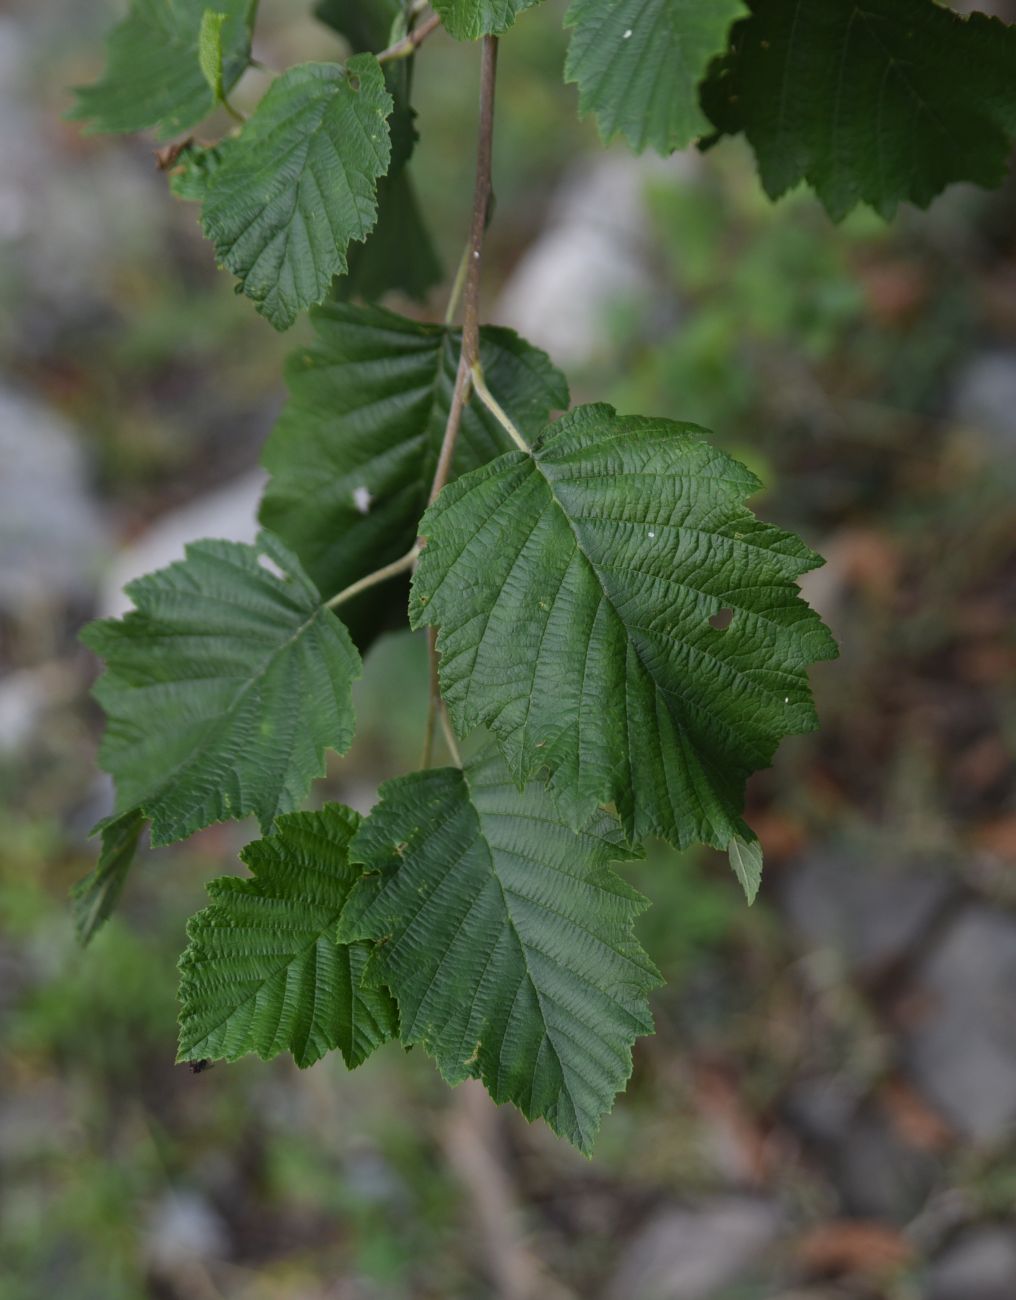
259,303,567,646
339,748,659,1152
71,810,146,945
82,530,361,850
432,0,543,41
70,0,255,139
701,0,1016,220
178,804,397,1069
201,56,393,330
412,403,836,883
564,0,744,153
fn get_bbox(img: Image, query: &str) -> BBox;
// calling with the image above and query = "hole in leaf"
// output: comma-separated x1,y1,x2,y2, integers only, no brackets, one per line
709,607,734,631
347,73,361,92
257,552,287,582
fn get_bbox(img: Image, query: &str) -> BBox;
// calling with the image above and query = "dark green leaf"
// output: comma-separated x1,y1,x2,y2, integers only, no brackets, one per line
71,811,146,945
82,530,361,848
179,804,397,1068
201,56,393,329
412,403,836,886
315,0,403,51
701,0,1016,219
259,303,567,647
340,748,659,1152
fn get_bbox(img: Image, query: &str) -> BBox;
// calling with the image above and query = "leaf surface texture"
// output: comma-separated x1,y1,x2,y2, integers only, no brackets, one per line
412,404,836,866
82,531,361,848
340,749,659,1151
201,57,392,329
179,804,397,1068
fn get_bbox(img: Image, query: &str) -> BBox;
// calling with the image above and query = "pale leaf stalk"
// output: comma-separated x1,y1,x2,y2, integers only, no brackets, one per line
325,545,420,610
470,363,529,452
377,11,441,64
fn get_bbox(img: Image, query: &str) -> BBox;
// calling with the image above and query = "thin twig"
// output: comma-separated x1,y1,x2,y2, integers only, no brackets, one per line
427,34,499,507
420,36,499,772
470,363,529,452
377,10,442,64
325,545,420,610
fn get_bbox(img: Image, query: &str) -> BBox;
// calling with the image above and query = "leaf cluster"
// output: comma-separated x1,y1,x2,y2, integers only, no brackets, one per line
69,0,1014,1149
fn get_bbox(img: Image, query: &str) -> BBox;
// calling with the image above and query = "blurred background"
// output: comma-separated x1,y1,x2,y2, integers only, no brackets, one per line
2,1,1016,1296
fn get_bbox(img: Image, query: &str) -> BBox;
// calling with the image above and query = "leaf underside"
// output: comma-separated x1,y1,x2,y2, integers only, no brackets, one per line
701,0,1016,220
70,0,254,139
340,748,659,1152
82,530,361,850
201,56,393,329
259,302,568,648
179,804,397,1069
413,403,836,869
565,0,745,154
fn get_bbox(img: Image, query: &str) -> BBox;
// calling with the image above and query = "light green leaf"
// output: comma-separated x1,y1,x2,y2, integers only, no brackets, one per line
179,804,397,1069
70,0,254,139
432,0,542,41
565,0,744,153
727,835,762,905
82,530,361,849
71,810,146,945
701,0,1016,220
259,302,567,648
412,403,836,871
201,56,393,330
339,748,659,1152
198,9,228,104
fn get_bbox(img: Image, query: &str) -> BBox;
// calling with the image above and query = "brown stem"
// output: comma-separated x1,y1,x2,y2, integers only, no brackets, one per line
427,34,498,507
376,11,442,64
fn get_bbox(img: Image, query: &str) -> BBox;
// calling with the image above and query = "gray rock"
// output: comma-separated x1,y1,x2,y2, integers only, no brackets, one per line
145,1190,229,1273
0,389,109,613
903,905,1016,1143
951,352,1016,451
927,1226,1016,1300
607,1198,781,1300
100,469,267,617
779,849,954,974
496,151,687,370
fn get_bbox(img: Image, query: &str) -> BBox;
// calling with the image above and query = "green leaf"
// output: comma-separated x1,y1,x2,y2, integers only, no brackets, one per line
201,57,393,330
339,748,659,1152
700,0,1016,220
412,404,836,868
315,0,403,51
564,0,744,153
259,303,568,647
179,804,397,1069
727,835,762,905
198,10,228,104
70,0,254,140
71,811,146,945
167,139,232,202
432,0,543,41
337,167,443,304
82,530,361,849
